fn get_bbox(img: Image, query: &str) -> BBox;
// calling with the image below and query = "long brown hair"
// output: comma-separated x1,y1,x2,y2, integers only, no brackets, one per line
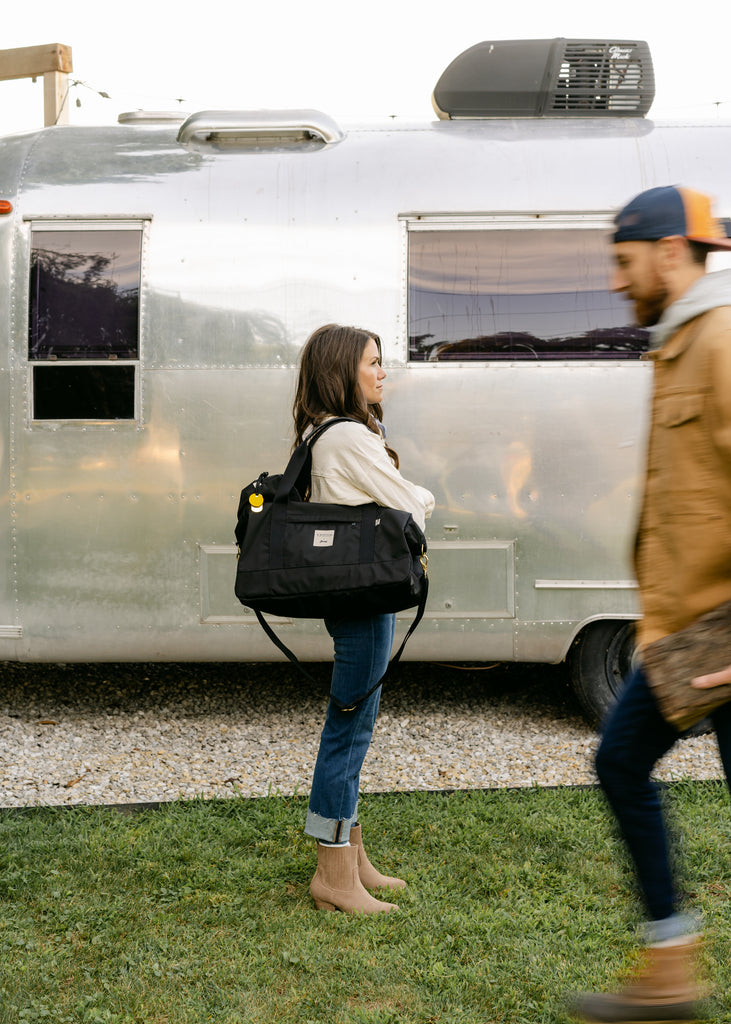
293,324,399,466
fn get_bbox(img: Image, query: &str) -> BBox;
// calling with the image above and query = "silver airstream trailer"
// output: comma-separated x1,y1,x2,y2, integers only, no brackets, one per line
1,38,729,721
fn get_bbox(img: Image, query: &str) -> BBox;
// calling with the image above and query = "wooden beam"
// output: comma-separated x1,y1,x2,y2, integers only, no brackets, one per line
44,71,70,126
0,44,73,127
0,43,73,82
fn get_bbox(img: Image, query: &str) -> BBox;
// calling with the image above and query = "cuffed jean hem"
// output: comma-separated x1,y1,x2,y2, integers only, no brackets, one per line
305,807,358,844
643,912,703,946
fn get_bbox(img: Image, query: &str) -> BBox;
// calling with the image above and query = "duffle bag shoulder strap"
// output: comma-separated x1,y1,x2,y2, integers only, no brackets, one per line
277,416,357,503
255,582,428,712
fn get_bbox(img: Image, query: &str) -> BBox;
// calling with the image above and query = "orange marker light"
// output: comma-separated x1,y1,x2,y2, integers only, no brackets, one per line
0,201,13,215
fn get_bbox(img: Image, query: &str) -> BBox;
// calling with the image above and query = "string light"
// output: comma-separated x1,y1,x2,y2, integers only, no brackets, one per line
53,78,189,122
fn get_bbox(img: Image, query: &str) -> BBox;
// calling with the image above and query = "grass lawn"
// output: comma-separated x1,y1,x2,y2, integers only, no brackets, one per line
1,782,730,1023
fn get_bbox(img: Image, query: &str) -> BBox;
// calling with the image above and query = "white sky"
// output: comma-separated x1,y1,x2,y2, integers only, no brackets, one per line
2,0,730,133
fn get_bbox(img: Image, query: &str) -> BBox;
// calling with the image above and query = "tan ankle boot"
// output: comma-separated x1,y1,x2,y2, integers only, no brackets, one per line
349,824,406,891
309,843,398,913
570,936,703,1022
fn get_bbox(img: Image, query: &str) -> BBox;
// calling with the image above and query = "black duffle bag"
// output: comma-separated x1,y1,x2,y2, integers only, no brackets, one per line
234,417,429,709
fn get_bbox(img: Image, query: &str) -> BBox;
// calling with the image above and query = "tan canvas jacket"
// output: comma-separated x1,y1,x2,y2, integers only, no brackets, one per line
634,302,731,648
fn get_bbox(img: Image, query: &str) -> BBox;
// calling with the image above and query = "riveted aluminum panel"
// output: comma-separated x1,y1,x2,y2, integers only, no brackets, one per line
0,115,730,664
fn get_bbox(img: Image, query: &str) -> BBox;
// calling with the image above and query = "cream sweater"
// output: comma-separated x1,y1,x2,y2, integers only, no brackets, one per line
308,419,434,531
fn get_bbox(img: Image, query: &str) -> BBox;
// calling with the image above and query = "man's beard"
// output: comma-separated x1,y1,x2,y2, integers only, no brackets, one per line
633,284,669,327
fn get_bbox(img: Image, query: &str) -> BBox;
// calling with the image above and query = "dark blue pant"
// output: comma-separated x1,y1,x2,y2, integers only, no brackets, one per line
305,613,396,843
595,665,731,920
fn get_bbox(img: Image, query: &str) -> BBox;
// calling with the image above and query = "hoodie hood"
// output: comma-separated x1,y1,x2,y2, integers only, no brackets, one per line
650,268,731,349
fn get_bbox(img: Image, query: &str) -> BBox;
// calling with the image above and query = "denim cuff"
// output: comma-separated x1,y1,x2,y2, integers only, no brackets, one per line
643,911,702,945
305,806,358,843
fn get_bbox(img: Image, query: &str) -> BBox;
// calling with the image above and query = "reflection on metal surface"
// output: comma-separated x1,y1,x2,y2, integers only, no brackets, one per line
3,109,730,666
502,441,533,519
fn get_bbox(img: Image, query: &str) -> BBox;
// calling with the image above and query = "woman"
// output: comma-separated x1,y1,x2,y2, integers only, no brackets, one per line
294,324,434,914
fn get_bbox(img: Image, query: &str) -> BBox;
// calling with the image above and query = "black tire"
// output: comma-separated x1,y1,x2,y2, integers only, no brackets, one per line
570,619,713,734
570,620,637,726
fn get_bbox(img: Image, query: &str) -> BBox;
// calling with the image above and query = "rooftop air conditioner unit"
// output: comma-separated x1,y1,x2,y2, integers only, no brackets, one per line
432,38,654,118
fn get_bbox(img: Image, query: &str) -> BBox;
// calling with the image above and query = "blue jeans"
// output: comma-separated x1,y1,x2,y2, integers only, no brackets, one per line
595,665,731,921
305,613,396,843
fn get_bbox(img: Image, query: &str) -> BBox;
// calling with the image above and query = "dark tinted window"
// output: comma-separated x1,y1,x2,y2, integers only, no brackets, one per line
33,365,136,420
408,227,649,361
29,227,142,419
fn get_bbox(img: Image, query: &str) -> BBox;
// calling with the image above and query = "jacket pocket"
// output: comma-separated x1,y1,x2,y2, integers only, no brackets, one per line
656,392,703,428
649,388,715,494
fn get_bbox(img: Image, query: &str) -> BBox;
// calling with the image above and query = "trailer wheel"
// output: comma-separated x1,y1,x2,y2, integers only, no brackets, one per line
570,620,637,726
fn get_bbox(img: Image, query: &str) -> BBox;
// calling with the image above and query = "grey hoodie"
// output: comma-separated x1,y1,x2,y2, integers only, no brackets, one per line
650,267,731,349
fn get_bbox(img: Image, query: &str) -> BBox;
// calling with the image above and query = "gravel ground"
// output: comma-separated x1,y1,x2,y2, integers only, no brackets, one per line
0,660,725,808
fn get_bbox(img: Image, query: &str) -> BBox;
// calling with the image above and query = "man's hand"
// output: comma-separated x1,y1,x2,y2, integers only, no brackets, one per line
691,665,731,689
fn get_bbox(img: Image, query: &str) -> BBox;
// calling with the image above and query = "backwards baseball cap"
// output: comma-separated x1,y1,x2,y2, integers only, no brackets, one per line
614,185,731,250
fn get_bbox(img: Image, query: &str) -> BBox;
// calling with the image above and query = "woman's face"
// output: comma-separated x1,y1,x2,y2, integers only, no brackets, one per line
357,337,386,405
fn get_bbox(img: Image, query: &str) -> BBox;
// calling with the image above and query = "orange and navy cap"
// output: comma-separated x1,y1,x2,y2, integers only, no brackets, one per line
614,185,731,250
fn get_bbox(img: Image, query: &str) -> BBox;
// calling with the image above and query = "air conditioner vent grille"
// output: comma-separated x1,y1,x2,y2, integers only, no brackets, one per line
551,41,652,113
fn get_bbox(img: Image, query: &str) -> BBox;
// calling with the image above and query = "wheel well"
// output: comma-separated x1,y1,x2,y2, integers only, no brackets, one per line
569,618,638,726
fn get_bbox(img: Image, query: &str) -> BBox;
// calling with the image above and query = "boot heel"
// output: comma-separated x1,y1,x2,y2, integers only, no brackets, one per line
312,898,337,912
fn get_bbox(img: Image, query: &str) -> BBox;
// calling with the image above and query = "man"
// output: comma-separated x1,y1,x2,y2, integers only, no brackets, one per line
572,186,731,1022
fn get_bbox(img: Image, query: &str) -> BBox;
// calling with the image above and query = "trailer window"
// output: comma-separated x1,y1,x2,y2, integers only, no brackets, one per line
29,226,142,419
407,226,649,360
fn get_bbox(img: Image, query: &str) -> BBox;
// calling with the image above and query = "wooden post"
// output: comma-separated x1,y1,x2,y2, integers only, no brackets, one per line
43,70,70,126
0,43,73,126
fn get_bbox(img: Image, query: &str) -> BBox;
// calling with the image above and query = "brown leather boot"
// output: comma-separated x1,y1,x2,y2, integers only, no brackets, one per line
570,936,703,1022
349,824,407,891
309,843,399,913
